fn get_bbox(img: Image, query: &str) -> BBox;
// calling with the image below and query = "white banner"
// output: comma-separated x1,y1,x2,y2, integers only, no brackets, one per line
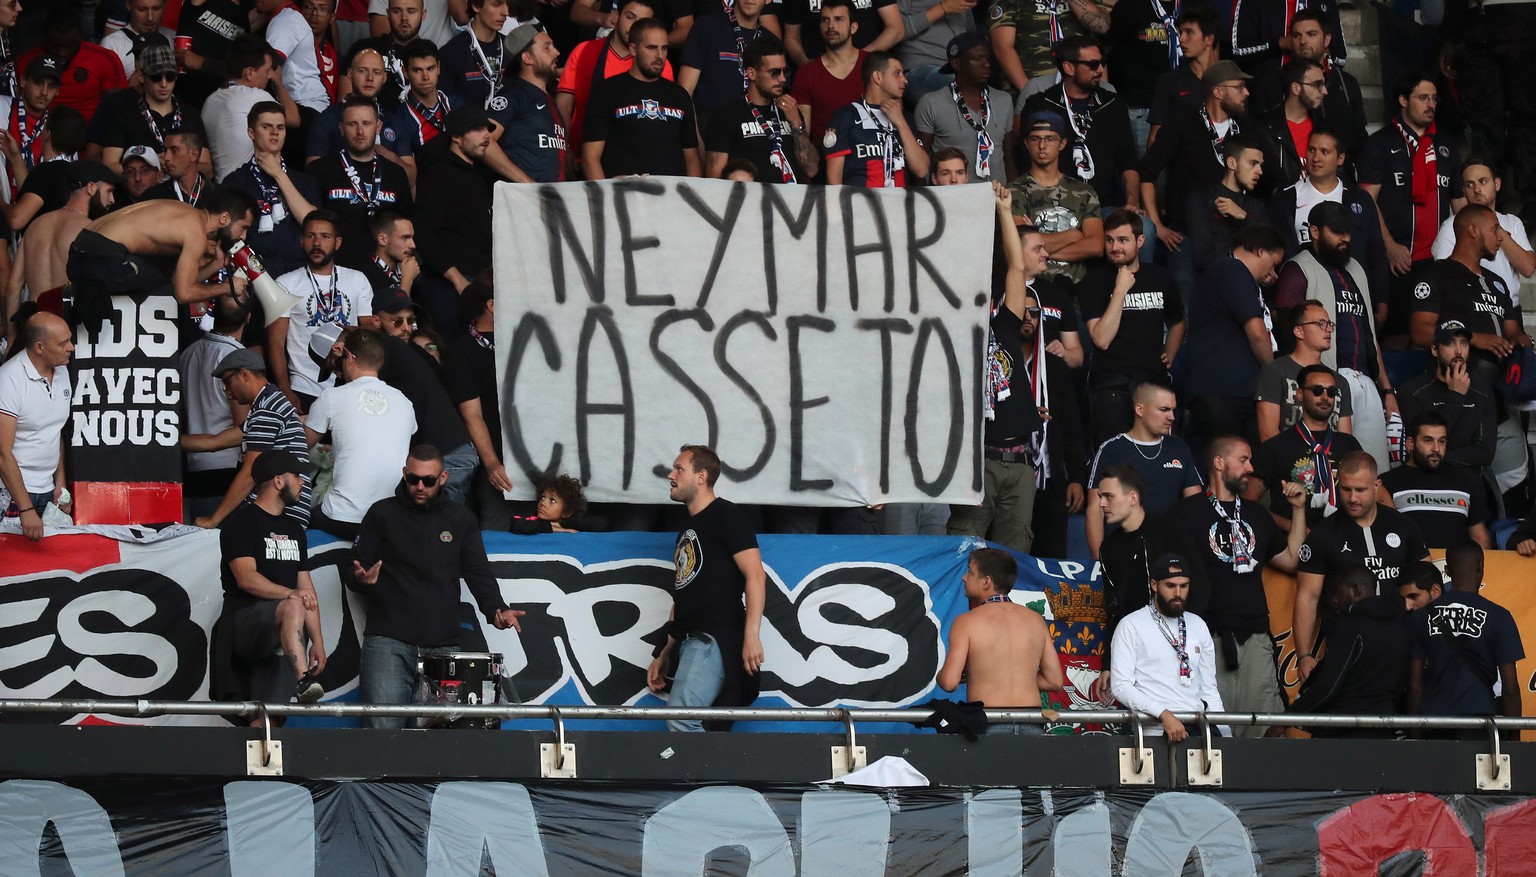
493,179,994,506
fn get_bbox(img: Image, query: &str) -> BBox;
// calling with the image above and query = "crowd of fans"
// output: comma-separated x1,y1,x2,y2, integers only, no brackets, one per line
0,0,1531,729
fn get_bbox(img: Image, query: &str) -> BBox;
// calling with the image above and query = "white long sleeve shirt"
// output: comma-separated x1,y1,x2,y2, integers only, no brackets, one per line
1110,605,1225,735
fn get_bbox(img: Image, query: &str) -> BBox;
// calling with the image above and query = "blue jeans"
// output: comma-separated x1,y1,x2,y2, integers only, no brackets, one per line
668,634,724,733
359,635,456,730
5,490,52,517
441,442,478,506
1127,106,1151,160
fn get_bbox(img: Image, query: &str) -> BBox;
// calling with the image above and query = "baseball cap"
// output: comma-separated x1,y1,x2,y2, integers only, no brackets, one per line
504,22,541,60
122,144,162,170
372,287,414,315
939,32,988,75
1023,111,1068,136
251,449,313,483
138,43,178,78
71,160,124,188
25,56,62,83
1148,553,1191,581
211,346,265,378
446,107,492,138
1307,200,1351,234
1435,320,1472,345
1200,59,1252,88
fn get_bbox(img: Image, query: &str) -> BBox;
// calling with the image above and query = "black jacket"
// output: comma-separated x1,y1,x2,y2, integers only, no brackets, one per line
1289,594,1410,719
1252,103,1308,199
414,147,496,283
1185,182,1270,272
1398,372,1499,470
352,480,509,647
1020,84,1139,206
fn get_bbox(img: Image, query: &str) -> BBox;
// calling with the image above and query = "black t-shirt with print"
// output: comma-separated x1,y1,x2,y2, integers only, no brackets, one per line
1254,424,1363,526
672,497,758,638
1078,262,1183,384
1298,504,1428,594
584,74,699,178
1171,493,1281,635
1380,463,1489,549
219,501,308,612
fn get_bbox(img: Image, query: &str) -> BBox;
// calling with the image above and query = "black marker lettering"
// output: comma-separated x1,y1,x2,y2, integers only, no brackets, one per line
905,318,962,497
857,318,914,493
905,188,962,312
676,182,746,309
540,183,606,304
787,315,835,491
839,187,894,313
575,306,636,487
762,186,826,315
714,310,778,481
613,177,674,307
503,312,565,481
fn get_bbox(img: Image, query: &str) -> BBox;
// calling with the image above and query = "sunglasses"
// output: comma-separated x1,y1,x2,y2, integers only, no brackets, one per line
149,72,178,83
1022,306,1042,316
404,472,440,486
1070,58,1105,70
1304,385,1340,398
383,314,412,328
762,66,789,78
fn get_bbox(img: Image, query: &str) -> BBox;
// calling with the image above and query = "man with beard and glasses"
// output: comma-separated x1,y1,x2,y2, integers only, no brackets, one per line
270,210,376,413
704,37,817,183
1250,363,1363,531
212,449,327,715
351,443,525,729
1251,58,1325,197
583,19,702,179
67,186,257,339
1293,450,1428,683
1358,74,1464,344
1080,209,1185,450
787,0,865,146
1171,435,1305,737
1398,320,1499,473
1379,412,1492,549
1139,59,1251,299
5,162,118,329
1275,201,1395,469
1109,553,1227,740
915,33,1013,185
221,102,321,280
1185,134,1268,272
1254,299,1354,441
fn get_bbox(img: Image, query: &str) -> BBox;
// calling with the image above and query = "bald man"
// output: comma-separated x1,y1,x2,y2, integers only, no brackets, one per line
0,313,76,540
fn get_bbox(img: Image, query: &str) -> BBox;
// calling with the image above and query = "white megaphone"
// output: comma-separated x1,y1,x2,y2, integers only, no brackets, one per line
226,240,302,326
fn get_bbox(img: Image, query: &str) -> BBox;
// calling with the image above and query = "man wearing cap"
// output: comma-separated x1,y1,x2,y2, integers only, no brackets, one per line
4,162,119,325
1431,162,1535,308
913,33,1013,186
1139,59,1250,297
0,312,74,541
1276,201,1396,467
0,57,62,201
1009,111,1102,287
1109,552,1226,740
212,448,327,714
221,101,321,280
184,345,313,529
101,0,178,77
678,0,773,123
371,287,417,343
822,51,926,188
1184,134,1268,273
936,547,1066,734
1022,35,1141,232
703,37,817,183
350,442,525,728
415,108,497,293
271,209,376,412
118,145,164,202
89,41,205,174
305,327,416,541
1397,320,1500,473
12,10,127,122
499,24,568,184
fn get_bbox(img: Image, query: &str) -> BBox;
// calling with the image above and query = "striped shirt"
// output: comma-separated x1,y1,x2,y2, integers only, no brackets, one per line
243,382,312,525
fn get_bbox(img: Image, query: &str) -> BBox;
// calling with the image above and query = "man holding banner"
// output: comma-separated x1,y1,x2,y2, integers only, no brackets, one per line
649,444,766,733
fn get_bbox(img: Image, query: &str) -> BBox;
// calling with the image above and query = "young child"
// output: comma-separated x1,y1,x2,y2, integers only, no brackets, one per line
510,473,605,533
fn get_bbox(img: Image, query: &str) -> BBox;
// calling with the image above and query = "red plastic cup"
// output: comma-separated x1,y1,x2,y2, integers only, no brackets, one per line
174,35,192,71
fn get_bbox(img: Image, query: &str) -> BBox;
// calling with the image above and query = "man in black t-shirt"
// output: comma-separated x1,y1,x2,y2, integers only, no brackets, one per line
1250,363,1363,531
1380,411,1492,549
703,37,817,183
678,0,771,117
214,450,326,716
582,18,702,179
1079,208,1185,449
1171,435,1306,737
308,97,414,269
1294,450,1429,683
1407,206,1528,368
442,281,515,528
781,0,899,65
648,444,767,732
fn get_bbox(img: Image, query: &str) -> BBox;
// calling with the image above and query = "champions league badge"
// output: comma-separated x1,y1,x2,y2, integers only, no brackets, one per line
489,95,508,111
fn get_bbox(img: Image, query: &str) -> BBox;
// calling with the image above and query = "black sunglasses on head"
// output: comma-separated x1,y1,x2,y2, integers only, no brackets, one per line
404,472,439,486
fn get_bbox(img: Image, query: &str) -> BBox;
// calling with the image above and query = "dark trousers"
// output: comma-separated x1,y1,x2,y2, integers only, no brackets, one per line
1090,383,1135,453
1030,482,1070,559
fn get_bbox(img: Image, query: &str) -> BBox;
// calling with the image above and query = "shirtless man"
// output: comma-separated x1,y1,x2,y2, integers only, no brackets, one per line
937,547,1066,734
66,187,259,332
3,162,120,342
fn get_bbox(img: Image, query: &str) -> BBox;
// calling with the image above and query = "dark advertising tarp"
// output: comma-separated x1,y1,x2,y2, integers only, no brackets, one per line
1,779,1533,875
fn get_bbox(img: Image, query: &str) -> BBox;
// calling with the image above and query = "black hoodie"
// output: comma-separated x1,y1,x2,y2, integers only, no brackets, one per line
352,480,509,647
1289,593,1410,719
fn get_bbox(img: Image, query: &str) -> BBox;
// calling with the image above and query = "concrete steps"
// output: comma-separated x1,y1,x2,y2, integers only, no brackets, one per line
1340,7,1385,134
